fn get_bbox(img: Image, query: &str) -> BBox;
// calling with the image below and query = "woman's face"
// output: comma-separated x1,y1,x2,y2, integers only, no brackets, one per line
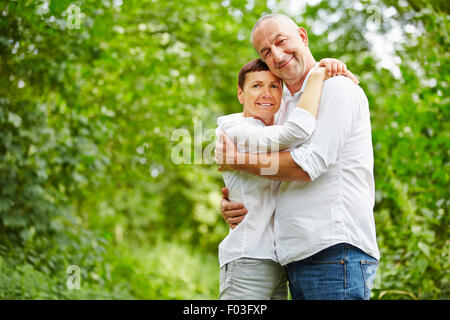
238,70,283,125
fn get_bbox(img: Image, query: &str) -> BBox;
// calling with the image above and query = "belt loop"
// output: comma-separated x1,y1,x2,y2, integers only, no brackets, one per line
343,244,347,288
344,243,347,262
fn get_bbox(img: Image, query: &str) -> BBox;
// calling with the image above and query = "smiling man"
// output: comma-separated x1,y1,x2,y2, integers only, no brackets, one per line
217,13,380,300
251,14,316,96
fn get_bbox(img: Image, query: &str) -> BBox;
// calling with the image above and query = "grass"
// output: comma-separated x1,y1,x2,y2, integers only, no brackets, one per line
0,239,220,300
108,239,220,299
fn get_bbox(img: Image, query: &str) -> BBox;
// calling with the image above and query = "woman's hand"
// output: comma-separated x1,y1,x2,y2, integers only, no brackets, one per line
318,58,359,84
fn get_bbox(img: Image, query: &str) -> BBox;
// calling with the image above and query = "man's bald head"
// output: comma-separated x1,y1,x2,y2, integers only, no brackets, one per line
250,13,316,93
250,13,299,47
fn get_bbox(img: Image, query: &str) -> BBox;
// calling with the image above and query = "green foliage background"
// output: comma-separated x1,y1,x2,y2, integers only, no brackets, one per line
0,0,448,299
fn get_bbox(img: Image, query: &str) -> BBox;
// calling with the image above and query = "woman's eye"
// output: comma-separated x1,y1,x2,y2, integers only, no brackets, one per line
252,84,260,88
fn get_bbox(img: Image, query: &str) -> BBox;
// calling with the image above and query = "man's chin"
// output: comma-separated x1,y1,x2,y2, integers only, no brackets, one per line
281,65,304,81
280,71,299,82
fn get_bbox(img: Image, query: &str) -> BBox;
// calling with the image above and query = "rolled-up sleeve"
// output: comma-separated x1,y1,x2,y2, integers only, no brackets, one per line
285,108,316,137
290,77,359,181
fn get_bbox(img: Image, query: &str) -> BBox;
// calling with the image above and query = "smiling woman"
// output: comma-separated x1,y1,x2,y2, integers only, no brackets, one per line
238,70,282,126
236,59,282,126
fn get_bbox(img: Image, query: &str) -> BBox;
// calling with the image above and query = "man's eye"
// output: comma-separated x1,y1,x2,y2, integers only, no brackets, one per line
252,84,260,88
272,85,279,89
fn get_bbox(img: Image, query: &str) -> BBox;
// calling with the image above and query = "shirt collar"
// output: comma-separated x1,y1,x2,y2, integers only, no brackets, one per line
283,62,320,99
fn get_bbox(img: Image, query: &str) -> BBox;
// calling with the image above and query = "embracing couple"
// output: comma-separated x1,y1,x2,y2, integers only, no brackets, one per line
214,13,380,300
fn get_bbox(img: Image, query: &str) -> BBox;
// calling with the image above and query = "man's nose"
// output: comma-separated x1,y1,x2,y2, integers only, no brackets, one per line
272,46,285,64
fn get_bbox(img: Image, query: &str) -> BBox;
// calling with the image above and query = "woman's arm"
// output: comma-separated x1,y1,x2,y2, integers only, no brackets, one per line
296,67,326,118
299,56,357,118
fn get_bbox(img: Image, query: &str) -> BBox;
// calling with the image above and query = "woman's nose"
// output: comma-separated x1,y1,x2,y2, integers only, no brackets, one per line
260,87,272,99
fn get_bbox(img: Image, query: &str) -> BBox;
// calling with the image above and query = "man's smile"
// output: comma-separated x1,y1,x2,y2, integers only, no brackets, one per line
279,55,294,68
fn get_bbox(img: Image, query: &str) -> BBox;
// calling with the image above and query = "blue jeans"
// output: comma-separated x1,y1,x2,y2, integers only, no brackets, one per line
286,243,378,300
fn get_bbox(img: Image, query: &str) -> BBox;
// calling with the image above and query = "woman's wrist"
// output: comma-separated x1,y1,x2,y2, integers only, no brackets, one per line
310,67,326,81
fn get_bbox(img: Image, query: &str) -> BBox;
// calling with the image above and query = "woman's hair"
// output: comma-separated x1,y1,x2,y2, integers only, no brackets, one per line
238,58,271,89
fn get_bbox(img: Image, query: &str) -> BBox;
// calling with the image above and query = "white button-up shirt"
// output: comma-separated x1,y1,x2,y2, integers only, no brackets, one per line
274,68,380,265
217,108,316,267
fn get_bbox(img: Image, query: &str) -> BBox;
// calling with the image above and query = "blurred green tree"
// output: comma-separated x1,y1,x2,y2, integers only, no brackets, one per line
0,0,447,299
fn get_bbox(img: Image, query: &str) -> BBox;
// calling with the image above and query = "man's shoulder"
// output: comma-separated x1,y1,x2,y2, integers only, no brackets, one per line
323,76,360,92
322,76,368,105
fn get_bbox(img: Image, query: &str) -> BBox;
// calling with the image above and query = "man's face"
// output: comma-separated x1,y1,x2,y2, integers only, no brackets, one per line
238,70,282,124
252,19,309,82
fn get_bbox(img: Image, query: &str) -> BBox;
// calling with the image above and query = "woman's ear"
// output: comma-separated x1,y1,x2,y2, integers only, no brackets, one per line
237,86,244,104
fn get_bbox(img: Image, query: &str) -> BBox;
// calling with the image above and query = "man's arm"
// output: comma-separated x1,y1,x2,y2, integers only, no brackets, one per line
218,139,311,181
242,151,312,181
218,145,309,228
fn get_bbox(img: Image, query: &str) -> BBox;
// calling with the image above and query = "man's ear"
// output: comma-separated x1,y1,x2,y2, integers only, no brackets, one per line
297,27,308,47
237,86,244,104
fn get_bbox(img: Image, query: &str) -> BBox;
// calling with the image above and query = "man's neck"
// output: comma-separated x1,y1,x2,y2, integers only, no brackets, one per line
284,60,316,96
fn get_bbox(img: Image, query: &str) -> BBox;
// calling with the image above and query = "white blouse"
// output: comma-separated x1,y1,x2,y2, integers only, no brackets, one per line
216,107,316,267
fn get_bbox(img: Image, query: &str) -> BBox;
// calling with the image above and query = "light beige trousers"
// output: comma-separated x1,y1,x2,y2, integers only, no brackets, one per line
219,258,288,300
